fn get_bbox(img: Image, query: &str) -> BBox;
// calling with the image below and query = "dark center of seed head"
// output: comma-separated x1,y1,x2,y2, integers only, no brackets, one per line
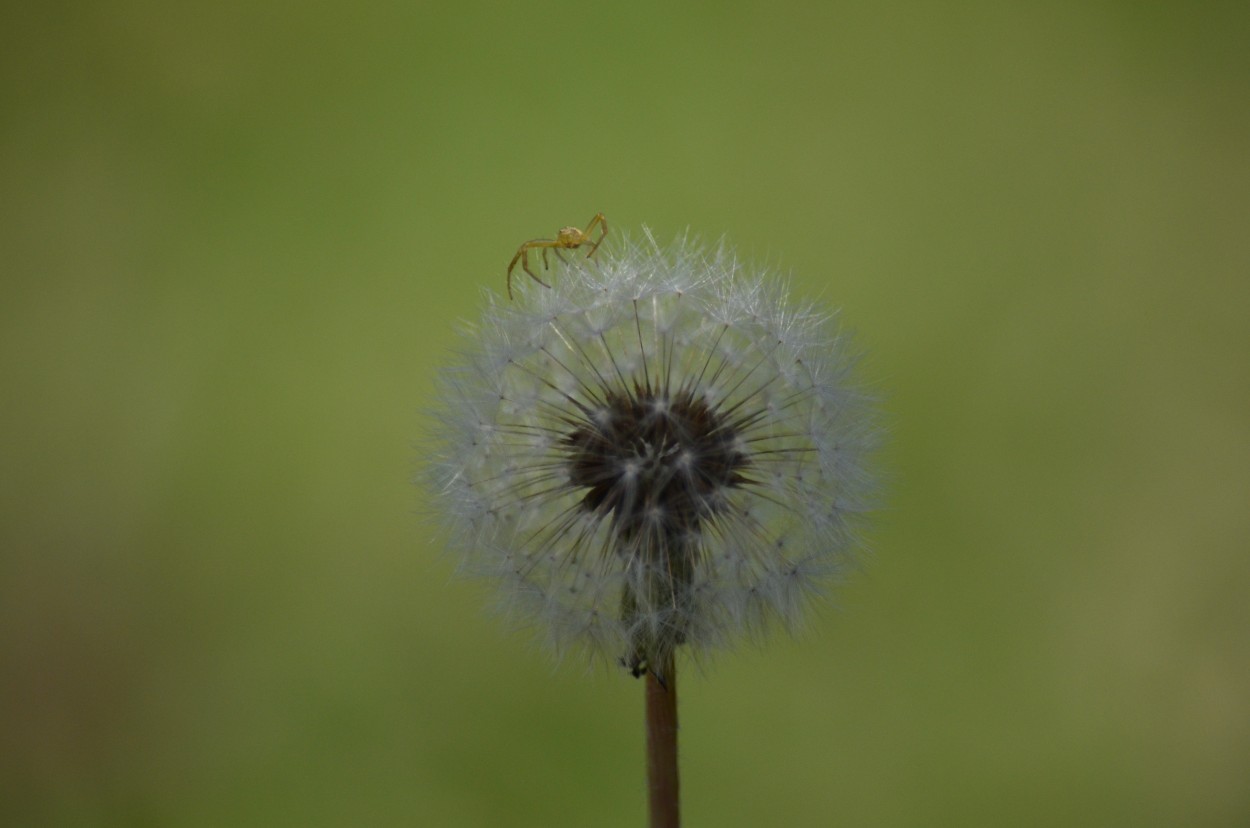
562,382,750,535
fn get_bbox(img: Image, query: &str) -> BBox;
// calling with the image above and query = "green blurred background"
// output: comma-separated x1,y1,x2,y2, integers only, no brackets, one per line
2,1,1247,825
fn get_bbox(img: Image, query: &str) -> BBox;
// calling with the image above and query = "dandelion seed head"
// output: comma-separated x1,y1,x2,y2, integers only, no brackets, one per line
429,231,879,674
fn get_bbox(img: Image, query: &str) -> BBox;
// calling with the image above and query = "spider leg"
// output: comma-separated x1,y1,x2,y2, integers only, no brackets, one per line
521,247,551,289
507,243,552,299
506,249,523,300
583,213,608,257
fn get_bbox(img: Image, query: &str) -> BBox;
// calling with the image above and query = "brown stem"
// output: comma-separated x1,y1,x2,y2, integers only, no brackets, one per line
645,656,680,828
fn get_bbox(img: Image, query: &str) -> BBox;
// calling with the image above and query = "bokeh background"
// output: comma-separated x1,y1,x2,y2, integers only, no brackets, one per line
3,1,1247,825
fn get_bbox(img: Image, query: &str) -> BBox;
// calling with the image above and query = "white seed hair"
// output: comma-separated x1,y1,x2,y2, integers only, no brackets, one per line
428,230,879,670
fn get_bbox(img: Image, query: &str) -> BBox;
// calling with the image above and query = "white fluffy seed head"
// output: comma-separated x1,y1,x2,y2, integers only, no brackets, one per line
427,230,880,676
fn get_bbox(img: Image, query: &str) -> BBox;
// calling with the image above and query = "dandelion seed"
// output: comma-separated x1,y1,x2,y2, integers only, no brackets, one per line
429,230,879,677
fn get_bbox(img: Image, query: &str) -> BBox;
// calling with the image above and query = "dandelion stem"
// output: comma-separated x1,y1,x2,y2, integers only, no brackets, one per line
645,655,680,828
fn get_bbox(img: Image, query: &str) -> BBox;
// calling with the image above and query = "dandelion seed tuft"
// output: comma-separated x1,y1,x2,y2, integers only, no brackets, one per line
429,230,879,677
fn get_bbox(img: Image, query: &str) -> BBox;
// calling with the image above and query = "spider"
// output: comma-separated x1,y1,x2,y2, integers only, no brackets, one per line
506,213,608,299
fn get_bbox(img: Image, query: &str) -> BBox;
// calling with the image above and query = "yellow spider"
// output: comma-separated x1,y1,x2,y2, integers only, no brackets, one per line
506,213,608,299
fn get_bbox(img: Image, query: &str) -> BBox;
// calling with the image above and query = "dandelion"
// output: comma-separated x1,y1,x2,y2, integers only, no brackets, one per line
428,229,879,826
